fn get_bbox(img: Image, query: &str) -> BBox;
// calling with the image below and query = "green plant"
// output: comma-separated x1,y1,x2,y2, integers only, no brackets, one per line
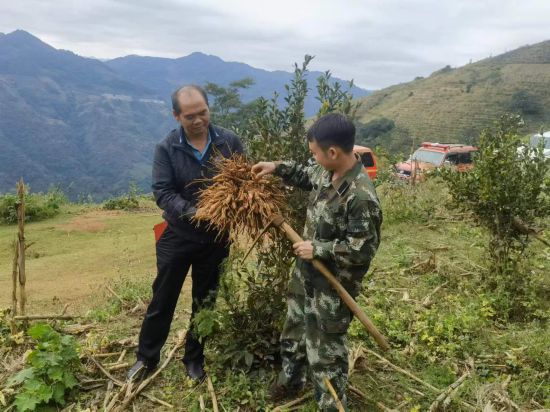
103,182,140,211
0,186,67,224
195,56,361,372
7,324,80,411
439,114,550,318
509,90,541,115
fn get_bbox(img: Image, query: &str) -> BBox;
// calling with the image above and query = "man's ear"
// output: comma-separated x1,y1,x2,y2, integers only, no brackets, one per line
327,147,339,159
172,110,179,120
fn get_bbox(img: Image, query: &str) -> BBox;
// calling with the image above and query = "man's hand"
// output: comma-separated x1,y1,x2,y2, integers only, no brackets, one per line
293,241,313,261
251,161,277,178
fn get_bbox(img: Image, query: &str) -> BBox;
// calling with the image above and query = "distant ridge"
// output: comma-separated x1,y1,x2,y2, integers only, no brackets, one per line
105,51,371,115
0,30,369,199
355,39,550,152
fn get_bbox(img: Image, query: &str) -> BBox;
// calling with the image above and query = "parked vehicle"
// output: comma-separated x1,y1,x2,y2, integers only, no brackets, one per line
395,142,477,180
530,132,550,159
353,145,378,180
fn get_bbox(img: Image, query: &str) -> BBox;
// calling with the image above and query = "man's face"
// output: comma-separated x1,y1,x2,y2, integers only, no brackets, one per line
173,90,210,139
308,139,338,171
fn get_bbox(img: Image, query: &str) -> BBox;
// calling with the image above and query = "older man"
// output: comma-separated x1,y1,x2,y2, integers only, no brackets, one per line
127,85,244,382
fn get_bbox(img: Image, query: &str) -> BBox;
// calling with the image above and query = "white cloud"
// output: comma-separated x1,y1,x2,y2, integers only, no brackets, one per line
1,0,549,88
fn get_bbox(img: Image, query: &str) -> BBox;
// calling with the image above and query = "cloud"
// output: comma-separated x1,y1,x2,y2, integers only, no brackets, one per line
1,0,549,88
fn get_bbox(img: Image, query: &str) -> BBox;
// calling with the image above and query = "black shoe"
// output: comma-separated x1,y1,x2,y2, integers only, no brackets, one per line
126,360,156,382
184,359,206,382
269,382,303,403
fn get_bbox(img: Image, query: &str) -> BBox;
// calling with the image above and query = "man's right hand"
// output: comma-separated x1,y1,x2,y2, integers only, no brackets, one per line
251,161,277,178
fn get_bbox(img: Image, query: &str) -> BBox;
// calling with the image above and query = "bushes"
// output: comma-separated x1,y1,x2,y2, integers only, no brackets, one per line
103,182,140,211
0,187,67,224
439,114,550,318
377,178,444,225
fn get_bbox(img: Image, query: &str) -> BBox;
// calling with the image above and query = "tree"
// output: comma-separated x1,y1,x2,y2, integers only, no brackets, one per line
509,90,541,115
440,114,549,318
196,55,362,371
204,78,257,133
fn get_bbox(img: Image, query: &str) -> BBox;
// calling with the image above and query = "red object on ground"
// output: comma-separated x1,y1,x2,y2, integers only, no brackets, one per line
154,221,168,243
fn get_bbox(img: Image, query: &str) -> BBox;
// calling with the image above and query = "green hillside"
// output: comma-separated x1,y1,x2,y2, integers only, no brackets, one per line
356,40,550,152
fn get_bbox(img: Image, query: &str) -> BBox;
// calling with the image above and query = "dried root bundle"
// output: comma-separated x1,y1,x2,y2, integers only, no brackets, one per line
193,154,285,242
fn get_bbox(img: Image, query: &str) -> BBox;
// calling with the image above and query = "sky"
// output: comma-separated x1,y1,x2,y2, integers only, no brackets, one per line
1,0,549,89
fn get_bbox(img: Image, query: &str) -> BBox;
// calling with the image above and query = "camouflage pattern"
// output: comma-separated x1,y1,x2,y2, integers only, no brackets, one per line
275,159,382,411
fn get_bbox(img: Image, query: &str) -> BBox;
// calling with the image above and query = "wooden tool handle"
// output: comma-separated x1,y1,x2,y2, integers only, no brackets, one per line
276,218,390,352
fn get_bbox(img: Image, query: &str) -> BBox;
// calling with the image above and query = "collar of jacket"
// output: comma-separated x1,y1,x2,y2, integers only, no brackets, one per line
319,156,364,197
172,124,225,156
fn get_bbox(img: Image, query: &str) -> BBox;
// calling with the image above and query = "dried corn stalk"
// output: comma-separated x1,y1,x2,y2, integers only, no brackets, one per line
193,154,285,242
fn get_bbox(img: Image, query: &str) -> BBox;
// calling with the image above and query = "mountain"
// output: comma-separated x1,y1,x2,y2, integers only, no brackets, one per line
0,30,369,199
105,53,371,115
0,30,172,200
355,40,550,153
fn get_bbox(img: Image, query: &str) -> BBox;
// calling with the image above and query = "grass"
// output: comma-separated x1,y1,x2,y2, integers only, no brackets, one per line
0,200,163,313
1,180,548,411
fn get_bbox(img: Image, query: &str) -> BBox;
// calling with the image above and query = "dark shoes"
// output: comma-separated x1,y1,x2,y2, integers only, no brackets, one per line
269,381,304,403
184,359,206,382
126,360,157,382
127,359,205,383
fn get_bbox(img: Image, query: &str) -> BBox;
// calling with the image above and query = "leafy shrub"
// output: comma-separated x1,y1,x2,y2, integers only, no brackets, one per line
0,187,67,224
195,56,361,372
103,182,140,210
356,118,395,147
509,90,541,115
439,114,550,318
7,324,79,411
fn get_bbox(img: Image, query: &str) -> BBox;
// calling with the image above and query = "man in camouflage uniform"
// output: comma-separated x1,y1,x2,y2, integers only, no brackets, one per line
252,113,382,411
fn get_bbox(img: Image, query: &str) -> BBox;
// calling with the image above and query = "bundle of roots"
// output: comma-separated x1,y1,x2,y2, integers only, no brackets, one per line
193,154,285,242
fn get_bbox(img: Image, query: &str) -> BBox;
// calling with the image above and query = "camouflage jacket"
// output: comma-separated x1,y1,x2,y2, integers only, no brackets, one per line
275,159,382,296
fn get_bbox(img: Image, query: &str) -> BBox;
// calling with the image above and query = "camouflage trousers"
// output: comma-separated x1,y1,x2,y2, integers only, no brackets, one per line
277,262,352,412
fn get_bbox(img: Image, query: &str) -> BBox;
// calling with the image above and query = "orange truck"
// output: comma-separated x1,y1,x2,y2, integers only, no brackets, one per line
395,142,477,180
353,145,378,180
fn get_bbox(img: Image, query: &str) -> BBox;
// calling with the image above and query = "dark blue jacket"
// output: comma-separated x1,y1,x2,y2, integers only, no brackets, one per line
152,124,244,243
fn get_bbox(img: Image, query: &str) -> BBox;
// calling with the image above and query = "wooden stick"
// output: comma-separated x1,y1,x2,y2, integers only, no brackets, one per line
363,347,440,392
88,356,124,386
13,315,76,321
362,348,475,411
206,376,219,412
103,380,114,410
17,178,26,316
512,217,549,247
107,362,130,372
60,303,70,316
376,401,398,411
117,349,127,364
323,376,345,412
11,239,19,316
428,372,469,411
272,215,390,352
199,395,206,411
91,352,123,359
106,285,125,305
114,330,186,411
422,281,449,308
272,392,312,412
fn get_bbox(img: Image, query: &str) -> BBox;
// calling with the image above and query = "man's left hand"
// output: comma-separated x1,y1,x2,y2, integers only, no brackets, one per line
293,241,313,261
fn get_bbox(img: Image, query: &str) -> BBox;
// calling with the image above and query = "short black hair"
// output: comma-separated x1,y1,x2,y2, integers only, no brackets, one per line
171,85,209,115
306,113,355,153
